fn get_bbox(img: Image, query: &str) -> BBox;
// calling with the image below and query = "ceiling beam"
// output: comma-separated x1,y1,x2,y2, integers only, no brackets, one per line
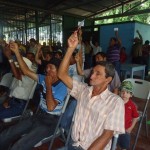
0,0,48,12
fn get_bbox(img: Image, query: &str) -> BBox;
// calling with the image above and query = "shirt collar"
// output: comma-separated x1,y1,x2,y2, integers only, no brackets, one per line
89,86,110,100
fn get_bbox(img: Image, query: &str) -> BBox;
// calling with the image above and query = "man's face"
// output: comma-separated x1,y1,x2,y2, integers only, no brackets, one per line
95,54,105,62
26,53,35,63
45,54,51,61
46,64,57,77
89,65,109,87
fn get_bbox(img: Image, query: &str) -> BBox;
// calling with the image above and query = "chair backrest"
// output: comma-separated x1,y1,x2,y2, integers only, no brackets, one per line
0,73,14,88
2,81,37,123
124,78,150,100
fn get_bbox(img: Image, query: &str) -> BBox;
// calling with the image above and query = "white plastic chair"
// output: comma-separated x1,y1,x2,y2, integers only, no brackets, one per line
124,78,150,150
34,93,71,148
2,81,37,123
0,73,14,88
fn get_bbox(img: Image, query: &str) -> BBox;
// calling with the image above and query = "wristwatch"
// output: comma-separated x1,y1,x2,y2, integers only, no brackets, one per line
8,59,14,63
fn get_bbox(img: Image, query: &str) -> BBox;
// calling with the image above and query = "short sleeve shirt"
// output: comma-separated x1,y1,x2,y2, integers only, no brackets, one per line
38,74,67,115
70,79,125,150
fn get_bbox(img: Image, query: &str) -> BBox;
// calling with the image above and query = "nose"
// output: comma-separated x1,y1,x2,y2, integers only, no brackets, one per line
90,72,95,80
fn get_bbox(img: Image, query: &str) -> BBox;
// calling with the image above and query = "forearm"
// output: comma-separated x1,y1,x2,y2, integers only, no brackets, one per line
76,61,84,76
129,118,138,131
88,130,114,150
58,47,74,89
15,51,30,75
46,87,58,111
35,49,42,64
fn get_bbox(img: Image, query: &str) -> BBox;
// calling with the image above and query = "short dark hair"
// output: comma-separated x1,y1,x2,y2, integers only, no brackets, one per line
95,52,106,59
94,61,115,78
46,57,61,69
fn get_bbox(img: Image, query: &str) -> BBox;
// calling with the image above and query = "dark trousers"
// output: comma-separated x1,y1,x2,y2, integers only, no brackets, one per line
0,98,26,119
0,110,59,150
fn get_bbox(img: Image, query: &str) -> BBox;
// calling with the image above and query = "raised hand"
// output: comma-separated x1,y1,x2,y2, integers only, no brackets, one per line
9,42,19,54
74,52,80,62
3,45,12,59
45,75,53,88
68,31,78,49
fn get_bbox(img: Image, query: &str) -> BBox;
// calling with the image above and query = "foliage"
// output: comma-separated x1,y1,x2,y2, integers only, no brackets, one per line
94,1,150,25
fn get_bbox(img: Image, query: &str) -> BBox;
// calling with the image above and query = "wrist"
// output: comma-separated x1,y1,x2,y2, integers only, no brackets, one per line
8,59,14,63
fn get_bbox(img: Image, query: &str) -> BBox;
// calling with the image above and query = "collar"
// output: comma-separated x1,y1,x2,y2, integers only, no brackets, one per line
52,80,61,87
89,86,110,100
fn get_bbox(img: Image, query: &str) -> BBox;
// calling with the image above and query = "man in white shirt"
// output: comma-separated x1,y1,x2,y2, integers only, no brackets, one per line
58,31,125,150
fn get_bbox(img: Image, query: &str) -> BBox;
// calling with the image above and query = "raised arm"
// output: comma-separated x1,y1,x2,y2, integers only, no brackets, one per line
88,129,114,150
75,53,84,76
115,30,121,46
58,31,79,90
45,75,58,111
10,42,38,81
136,30,143,43
3,45,22,80
35,44,42,65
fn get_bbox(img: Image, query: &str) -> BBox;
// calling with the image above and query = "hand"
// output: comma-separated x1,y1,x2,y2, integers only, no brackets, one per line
3,45,12,59
3,101,10,108
78,28,82,36
9,42,19,54
136,30,139,33
45,75,53,88
74,53,80,62
68,31,78,49
36,43,42,50
126,127,132,133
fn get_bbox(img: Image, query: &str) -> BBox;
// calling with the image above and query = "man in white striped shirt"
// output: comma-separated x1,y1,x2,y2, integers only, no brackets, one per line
58,31,125,150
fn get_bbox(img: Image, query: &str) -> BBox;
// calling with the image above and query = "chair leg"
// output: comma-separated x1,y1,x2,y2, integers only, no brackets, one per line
145,113,148,137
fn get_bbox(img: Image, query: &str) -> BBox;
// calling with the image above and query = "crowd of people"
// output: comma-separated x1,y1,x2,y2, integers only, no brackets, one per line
0,28,147,150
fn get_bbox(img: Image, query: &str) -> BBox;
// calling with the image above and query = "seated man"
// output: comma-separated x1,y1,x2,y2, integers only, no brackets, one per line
75,52,121,95
0,42,67,150
58,31,125,150
0,46,35,119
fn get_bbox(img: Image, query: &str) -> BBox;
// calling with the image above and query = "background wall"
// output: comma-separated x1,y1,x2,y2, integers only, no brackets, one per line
100,21,150,63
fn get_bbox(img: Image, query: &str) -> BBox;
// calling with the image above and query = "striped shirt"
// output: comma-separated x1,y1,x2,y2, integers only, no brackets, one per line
70,79,125,150
38,74,67,115
107,44,120,62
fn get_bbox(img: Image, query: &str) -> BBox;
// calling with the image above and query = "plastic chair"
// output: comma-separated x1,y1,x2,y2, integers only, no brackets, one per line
34,93,71,148
111,134,119,150
0,73,14,88
124,78,150,150
2,81,37,123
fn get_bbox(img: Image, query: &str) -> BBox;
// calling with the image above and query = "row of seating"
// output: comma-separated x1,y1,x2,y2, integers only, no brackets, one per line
0,73,150,149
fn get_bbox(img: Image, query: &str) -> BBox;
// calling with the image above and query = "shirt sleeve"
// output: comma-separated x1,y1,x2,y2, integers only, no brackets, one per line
53,83,67,104
84,68,92,78
132,102,139,118
69,79,87,101
104,97,125,134
109,71,121,91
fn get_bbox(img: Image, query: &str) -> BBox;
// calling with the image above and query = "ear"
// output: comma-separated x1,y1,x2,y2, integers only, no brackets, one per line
106,76,112,84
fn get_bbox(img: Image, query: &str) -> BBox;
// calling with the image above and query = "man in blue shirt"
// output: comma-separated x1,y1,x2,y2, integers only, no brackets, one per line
0,42,67,150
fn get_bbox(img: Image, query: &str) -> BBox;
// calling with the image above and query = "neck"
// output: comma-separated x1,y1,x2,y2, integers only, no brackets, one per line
92,86,107,97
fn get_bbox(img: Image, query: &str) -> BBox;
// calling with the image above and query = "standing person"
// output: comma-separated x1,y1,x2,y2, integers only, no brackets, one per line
0,42,67,150
131,30,143,64
118,81,139,150
58,31,125,150
107,29,121,77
